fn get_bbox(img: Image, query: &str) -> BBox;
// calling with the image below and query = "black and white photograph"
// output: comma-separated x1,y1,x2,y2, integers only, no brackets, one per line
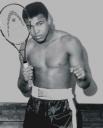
0,0,103,128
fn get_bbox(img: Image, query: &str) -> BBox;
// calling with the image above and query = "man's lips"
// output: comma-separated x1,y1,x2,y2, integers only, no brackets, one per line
35,35,42,39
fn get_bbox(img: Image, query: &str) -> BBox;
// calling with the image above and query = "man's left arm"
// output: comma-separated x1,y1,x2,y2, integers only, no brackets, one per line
65,36,97,96
81,46,97,96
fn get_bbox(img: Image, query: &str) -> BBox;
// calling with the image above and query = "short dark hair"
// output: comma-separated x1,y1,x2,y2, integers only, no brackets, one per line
22,2,49,22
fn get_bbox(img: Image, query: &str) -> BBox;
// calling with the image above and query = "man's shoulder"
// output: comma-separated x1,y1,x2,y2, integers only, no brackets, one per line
27,38,36,47
56,30,84,53
56,30,70,38
57,30,81,46
20,38,36,56
56,30,78,43
20,38,35,48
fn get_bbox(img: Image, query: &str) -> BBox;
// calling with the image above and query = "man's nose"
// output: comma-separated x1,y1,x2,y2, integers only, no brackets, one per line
33,26,40,35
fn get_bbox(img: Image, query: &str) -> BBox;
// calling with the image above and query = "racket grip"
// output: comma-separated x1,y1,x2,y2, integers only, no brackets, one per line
23,62,29,68
23,62,33,88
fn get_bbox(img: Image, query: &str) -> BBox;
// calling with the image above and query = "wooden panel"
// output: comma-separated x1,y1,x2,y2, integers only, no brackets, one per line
77,104,103,128
0,122,23,128
0,102,26,121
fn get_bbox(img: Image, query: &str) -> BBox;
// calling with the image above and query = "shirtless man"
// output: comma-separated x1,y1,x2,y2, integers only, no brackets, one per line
18,2,97,128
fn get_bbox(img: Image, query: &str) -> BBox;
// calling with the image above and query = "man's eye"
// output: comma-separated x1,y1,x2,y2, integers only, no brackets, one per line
37,22,44,25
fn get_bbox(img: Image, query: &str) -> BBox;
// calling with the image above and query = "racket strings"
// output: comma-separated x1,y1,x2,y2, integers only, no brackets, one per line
0,27,24,60
7,10,24,36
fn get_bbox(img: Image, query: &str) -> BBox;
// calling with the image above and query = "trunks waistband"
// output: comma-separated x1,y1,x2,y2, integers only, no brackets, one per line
31,86,74,100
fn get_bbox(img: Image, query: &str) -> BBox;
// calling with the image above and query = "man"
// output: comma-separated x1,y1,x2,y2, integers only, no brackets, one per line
18,2,97,128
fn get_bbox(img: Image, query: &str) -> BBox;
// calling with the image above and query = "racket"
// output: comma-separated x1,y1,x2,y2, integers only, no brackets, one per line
0,3,33,87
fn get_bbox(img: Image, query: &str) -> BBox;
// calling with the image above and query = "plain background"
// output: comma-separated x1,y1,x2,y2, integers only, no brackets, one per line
0,0,103,103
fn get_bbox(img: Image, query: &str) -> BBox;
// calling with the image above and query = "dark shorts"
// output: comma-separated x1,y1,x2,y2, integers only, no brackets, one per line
23,96,73,128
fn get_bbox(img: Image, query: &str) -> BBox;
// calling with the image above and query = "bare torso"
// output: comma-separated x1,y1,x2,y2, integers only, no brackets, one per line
27,30,76,89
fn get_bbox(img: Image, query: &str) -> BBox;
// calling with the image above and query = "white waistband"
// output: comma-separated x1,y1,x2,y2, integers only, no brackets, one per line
31,86,74,100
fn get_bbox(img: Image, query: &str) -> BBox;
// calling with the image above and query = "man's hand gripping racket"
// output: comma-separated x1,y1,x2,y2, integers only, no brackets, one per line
0,3,33,88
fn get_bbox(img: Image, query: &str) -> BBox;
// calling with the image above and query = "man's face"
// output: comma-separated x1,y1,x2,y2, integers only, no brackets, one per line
27,14,49,43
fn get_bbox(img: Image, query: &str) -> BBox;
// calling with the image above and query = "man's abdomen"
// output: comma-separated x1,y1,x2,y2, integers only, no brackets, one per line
33,65,73,89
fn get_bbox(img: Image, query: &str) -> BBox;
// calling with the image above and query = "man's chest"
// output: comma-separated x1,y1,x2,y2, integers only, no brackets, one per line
27,43,68,68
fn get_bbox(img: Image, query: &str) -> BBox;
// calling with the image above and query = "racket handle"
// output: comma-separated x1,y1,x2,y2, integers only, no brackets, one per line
23,62,29,68
23,62,33,88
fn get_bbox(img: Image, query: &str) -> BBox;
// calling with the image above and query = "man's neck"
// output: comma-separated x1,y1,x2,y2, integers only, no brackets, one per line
45,28,55,43
40,28,55,48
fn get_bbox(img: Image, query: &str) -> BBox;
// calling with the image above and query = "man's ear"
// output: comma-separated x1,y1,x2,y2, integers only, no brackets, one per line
48,13,55,30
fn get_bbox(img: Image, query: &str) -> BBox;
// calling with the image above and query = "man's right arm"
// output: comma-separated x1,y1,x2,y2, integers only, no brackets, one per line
18,65,32,97
17,42,33,97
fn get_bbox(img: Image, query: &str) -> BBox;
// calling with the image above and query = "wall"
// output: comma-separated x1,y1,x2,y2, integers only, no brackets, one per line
0,0,103,103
